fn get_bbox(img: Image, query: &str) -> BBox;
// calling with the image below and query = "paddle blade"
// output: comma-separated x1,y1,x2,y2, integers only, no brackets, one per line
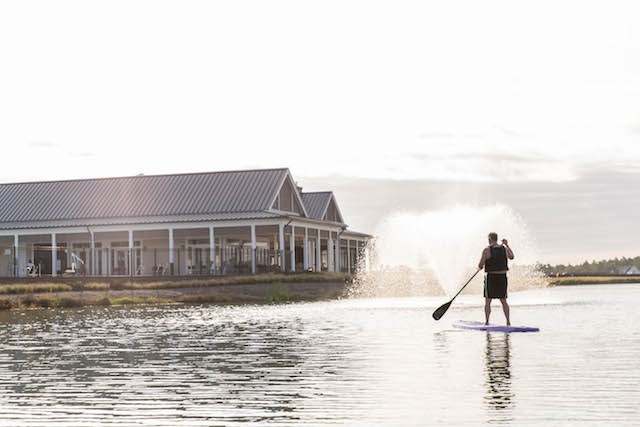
432,300,452,320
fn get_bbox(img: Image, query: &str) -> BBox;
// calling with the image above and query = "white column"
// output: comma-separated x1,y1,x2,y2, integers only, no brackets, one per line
250,224,257,274
105,246,110,276
347,239,351,273
13,235,19,277
184,238,189,275
303,227,308,271
336,235,341,273
90,232,96,275
272,235,278,268
279,223,285,272
190,240,196,273
51,233,57,277
168,228,174,275
128,229,134,275
290,225,295,272
220,236,225,273
209,225,216,274
328,232,334,272
316,229,321,272
140,239,144,275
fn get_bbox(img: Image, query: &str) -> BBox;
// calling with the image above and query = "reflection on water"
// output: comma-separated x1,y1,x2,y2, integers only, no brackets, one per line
484,333,514,422
0,307,366,425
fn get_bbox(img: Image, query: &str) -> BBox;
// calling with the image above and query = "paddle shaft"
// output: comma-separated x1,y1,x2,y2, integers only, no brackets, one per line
449,269,481,303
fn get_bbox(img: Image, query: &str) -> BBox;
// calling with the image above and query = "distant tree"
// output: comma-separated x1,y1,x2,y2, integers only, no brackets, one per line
541,255,640,275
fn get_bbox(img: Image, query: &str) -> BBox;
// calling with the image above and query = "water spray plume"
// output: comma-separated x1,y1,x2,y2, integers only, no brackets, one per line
349,204,546,298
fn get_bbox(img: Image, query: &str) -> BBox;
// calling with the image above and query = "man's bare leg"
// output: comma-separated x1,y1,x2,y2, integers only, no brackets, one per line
484,298,491,325
500,298,510,326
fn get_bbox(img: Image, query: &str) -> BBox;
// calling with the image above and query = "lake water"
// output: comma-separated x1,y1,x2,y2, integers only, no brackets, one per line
0,284,638,426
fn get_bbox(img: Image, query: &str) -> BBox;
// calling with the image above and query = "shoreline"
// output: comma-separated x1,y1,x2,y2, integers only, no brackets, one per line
0,273,353,311
546,276,640,286
1,274,638,311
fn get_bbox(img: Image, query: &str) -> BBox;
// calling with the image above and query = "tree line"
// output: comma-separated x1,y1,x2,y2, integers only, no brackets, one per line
537,256,640,276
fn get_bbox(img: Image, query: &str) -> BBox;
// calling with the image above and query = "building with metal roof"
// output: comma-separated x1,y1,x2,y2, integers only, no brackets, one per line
0,168,370,277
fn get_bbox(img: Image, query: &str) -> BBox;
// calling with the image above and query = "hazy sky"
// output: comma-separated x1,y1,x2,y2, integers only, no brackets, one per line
1,1,639,264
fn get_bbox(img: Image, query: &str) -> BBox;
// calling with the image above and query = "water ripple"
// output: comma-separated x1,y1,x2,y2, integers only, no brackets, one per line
0,285,638,425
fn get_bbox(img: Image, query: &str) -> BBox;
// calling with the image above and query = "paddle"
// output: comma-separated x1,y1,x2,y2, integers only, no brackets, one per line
432,269,481,320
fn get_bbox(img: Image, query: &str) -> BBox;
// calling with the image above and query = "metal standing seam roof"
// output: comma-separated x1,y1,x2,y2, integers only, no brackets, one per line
301,192,333,220
0,168,289,224
0,212,285,230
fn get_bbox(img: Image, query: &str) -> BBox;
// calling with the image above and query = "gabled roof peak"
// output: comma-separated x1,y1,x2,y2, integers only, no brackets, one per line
300,191,344,224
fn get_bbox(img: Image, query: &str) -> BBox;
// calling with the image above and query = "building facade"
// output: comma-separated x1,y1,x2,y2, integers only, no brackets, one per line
0,168,370,277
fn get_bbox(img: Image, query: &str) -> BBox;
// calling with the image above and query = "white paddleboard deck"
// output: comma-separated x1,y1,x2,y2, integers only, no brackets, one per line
453,320,540,333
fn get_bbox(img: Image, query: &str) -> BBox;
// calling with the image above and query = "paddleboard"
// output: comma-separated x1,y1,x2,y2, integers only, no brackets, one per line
453,320,540,333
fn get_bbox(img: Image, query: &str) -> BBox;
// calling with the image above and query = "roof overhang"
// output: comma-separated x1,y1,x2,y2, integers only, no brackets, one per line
0,211,285,231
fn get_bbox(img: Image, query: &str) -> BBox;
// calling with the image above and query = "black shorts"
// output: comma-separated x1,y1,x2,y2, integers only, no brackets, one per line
484,273,508,299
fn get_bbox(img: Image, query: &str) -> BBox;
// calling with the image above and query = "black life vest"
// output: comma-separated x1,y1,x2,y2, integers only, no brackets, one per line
485,244,508,272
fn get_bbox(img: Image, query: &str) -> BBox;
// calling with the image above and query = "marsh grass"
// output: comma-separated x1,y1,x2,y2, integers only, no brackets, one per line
0,283,72,295
108,296,172,305
82,282,110,290
0,273,351,295
136,272,350,290
264,282,291,303
0,286,344,311
18,295,83,309
0,272,349,311
0,295,176,310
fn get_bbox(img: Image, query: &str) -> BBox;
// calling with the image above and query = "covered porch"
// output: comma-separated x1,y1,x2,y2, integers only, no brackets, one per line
0,219,369,278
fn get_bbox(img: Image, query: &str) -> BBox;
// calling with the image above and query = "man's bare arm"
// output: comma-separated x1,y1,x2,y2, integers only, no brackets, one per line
505,246,514,260
478,247,489,270
502,239,515,260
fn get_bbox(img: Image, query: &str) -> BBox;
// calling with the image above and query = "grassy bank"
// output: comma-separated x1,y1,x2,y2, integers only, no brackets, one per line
547,276,640,286
0,273,351,311
0,285,345,311
0,272,351,294
0,295,175,311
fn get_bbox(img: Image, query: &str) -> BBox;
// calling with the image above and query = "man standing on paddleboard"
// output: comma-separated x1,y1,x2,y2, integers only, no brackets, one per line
478,232,514,325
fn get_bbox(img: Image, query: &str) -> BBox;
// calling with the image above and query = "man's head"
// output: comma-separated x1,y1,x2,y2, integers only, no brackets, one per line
488,232,498,244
